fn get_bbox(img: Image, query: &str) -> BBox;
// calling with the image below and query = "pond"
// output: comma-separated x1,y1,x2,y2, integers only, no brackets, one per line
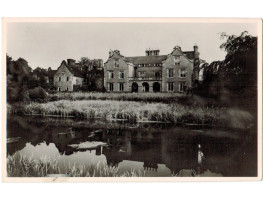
6,115,258,177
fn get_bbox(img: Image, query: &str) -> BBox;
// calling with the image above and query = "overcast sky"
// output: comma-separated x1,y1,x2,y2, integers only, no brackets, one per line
6,22,258,70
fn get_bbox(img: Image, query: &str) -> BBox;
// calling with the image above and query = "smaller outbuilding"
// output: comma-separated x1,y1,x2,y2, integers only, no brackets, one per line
54,60,85,92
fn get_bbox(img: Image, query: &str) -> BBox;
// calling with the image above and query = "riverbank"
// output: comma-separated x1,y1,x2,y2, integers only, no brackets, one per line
7,100,254,128
7,152,143,177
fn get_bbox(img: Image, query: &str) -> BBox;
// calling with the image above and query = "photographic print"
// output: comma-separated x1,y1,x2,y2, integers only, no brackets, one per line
2,18,262,182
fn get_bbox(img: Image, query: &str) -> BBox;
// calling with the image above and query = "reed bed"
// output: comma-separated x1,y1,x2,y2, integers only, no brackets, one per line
8,99,254,128
7,152,143,177
49,92,186,103
11,99,238,126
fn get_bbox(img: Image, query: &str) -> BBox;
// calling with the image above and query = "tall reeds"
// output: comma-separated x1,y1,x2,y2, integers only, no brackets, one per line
49,92,185,103
7,153,143,177
16,100,228,125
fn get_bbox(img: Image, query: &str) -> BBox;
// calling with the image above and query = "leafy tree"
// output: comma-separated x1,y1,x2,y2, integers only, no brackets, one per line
195,31,257,107
219,31,257,98
7,56,32,103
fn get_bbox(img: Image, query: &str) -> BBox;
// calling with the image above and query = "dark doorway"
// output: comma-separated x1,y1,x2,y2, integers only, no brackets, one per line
142,82,149,92
131,82,138,93
153,82,161,92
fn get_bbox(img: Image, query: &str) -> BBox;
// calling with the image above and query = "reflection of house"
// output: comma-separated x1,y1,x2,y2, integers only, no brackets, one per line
104,46,200,93
49,127,87,155
8,115,251,177
99,128,205,174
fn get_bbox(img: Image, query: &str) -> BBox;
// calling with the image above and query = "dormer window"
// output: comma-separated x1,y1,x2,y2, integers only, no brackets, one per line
115,59,120,67
174,56,181,64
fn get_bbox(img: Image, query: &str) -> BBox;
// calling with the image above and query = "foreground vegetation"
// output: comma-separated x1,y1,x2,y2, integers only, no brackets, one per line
49,92,186,103
7,152,143,177
7,99,253,128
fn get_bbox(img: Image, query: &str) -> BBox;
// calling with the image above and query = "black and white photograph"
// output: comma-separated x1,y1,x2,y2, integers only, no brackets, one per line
2,18,262,181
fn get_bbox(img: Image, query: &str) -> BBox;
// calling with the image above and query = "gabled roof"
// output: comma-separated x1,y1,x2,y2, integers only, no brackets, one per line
124,55,168,65
60,60,85,78
67,65,85,78
183,51,195,60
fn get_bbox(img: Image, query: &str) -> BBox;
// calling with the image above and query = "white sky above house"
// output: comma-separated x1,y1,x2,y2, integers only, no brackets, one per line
6,22,258,70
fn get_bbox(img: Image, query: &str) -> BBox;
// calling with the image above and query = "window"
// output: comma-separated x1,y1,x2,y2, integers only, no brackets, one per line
119,83,124,91
109,83,114,91
58,87,60,91
138,71,145,77
179,82,186,92
59,77,61,81
115,59,120,67
168,83,174,91
109,71,114,79
67,77,69,81
174,56,181,64
179,69,186,78
168,69,174,78
119,71,124,79
155,71,161,79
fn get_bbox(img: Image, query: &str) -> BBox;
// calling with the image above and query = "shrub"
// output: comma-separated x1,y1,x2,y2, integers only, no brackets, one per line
28,87,48,102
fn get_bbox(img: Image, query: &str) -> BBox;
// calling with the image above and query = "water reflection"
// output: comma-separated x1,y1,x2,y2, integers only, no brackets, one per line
7,115,257,177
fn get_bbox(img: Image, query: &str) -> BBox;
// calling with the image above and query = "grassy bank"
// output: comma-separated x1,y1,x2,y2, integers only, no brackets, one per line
8,100,254,128
7,152,143,177
49,92,186,103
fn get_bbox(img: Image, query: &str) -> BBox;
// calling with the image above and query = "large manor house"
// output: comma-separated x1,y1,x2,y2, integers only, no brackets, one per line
52,45,200,93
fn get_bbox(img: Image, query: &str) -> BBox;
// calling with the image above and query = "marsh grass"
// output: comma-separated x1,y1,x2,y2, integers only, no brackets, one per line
7,152,60,177
49,92,186,103
7,153,143,177
67,162,144,177
8,99,254,128
15,100,229,125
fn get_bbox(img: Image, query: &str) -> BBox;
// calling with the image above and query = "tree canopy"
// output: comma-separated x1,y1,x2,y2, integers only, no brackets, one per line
194,31,257,108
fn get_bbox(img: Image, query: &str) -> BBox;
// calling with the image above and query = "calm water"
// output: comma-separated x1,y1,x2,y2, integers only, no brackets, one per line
7,115,257,177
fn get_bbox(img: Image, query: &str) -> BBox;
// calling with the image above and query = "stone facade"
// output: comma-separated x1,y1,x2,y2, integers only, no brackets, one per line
104,46,200,93
54,61,84,92
104,50,133,92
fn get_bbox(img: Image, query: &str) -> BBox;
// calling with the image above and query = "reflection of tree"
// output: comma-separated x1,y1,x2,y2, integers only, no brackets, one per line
7,115,49,155
7,117,255,177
